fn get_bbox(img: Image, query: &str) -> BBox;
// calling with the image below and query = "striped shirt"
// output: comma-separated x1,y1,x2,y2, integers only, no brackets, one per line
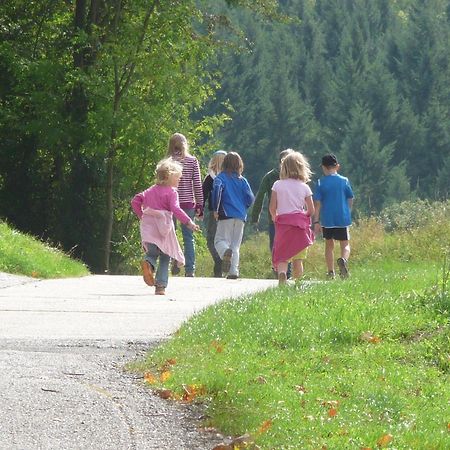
174,154,203,209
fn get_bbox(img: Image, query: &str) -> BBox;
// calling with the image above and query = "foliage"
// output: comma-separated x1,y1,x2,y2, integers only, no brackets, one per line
205,0,450,215
0,221,89,278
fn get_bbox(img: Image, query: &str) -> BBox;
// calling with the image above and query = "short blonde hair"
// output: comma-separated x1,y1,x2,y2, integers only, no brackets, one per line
280,151,312,182
167,132,189,158
208,151,226,175
155,157,183,186
222,151,244,175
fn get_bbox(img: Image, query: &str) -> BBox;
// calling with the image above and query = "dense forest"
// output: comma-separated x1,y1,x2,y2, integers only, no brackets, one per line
1,0,449,272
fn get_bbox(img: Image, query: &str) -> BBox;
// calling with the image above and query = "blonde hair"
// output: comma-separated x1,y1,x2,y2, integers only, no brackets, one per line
155,157,183,186
208,151,226,175
280,151,312,182
222,151,244,175
167,133,189,158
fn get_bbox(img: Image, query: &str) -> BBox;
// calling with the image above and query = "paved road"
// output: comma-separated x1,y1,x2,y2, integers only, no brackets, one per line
0,274,276,450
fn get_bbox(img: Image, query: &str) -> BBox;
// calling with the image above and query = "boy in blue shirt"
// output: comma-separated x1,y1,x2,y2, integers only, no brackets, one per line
312,154,354,279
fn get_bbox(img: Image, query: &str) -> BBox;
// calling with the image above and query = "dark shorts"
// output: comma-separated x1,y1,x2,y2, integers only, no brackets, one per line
322,227,350,241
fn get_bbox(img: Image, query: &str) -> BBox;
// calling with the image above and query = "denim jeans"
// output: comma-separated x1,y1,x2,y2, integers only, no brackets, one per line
144,243,170,287
175,208,195,275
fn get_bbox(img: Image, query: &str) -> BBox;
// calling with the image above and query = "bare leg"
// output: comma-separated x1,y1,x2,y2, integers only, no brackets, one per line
340,240,350,261
277,261,288,285
292,259,304,279
325,239,335,272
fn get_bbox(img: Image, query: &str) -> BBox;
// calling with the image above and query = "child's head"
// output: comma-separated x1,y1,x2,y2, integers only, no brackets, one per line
321,154,340,173
280,151,312,182
155,157,183,187
167,133,189,158
222,151,244,175
279,148,293,163
208,150,227,175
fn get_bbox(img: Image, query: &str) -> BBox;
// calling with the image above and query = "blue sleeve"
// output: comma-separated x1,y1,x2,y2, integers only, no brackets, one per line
212,176,223,212
345,179,354,199
243,178,255,208
313,179,322,201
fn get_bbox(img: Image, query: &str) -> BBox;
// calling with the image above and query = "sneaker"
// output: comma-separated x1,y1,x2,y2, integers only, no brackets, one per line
185,272,194,278
155,285,165,295
337,258,349,279
221,248,232,273
326,270,336,280
141,260,155,286
278,271,287,286
171,261,180,276
226,274,238,280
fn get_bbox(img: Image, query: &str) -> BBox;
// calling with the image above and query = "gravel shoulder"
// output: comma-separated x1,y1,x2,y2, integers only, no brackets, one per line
0,273,277,449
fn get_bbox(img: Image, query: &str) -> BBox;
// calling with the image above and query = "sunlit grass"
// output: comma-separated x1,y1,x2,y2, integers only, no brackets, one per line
134,200,450,449
0,221,89,278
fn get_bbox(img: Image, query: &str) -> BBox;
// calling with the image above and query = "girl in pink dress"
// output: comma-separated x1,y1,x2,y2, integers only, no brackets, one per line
269,151,315,286
131,157,199,295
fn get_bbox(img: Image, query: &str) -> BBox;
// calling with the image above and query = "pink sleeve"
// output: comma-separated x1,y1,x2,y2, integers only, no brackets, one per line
169,189,192,224
131,192,144,219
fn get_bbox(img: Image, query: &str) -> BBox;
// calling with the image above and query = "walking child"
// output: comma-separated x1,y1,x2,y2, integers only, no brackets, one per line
202,150,227,277
166,132,203,277
269,151,315,285
312,154,354,279
212,152,255,279
131,157,199,295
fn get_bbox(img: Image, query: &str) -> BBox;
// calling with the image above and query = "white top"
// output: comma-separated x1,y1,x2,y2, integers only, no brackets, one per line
272,178,312,215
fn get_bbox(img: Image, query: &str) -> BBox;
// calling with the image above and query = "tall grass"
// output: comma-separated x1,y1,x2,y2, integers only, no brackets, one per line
134,200,450,449
0,221,89,278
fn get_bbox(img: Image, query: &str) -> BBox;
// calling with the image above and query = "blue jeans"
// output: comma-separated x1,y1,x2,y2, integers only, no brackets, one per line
175,208,195,275
144,243,170,287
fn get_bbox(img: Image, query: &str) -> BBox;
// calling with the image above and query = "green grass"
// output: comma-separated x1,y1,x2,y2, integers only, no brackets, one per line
0,221,89,278
133,200,450,449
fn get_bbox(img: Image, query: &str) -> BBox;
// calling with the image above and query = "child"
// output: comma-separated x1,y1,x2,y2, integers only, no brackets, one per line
269,151,315,285
202,150,227,277
131,157,199,295
212,152,255,279
312,154,354,279
166,132,203,277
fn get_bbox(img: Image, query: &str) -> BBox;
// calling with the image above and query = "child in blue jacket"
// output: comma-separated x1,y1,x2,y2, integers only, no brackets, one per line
212,152,254,279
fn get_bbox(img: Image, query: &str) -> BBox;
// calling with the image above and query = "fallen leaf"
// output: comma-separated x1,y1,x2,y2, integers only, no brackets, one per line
258,419,272,434
295,385,307,394
377,433,393,447
360,447,372,450
212,445,232,450
328,408,338,418
155,388,172,399
160,371,171,382
360,331,381,344
211,340,224,353
182,384,206,402
31,271,39,278
255,375,267,384
143,372,157,384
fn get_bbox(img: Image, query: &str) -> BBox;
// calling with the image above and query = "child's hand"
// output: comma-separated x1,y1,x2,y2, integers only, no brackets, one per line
187,221,200,232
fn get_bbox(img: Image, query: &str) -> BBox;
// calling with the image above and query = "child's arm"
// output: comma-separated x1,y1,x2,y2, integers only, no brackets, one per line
169,190,199,231
312,200,321,233
131,192,145,219
305,195,315,217
269,191,277,222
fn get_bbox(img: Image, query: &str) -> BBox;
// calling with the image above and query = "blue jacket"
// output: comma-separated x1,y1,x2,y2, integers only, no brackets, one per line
212,172,255,221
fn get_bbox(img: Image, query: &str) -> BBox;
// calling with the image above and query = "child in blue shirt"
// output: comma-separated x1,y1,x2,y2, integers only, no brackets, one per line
313,154,354,279
212,152,255,279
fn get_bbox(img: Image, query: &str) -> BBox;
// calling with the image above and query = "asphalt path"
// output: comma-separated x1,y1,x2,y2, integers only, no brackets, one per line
0,273,277,450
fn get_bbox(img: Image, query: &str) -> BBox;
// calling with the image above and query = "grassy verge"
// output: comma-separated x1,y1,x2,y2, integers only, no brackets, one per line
133,200,450,449
0,221,89,278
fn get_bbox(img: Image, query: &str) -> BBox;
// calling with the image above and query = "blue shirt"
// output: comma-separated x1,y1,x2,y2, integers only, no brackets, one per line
212,172,254,221
313,173,354,227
